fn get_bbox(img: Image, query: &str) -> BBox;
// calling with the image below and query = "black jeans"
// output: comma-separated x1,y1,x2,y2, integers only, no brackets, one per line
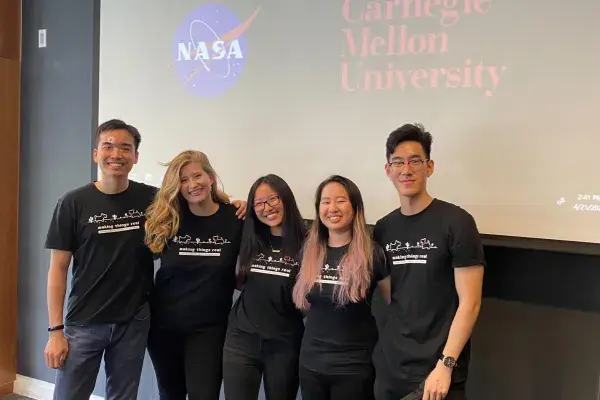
299,365,375,400
222,327,301,400
374,376,467,400
147,323,227,400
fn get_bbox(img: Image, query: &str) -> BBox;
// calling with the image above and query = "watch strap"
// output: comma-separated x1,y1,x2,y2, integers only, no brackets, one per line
48,324,64,332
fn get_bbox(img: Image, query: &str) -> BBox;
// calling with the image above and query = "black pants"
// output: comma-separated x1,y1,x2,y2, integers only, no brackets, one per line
222,327,301,400
147,323,227,400
299,365,375,400
374,376,467,400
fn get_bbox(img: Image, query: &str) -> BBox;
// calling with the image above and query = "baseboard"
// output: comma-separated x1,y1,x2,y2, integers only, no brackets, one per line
14,375,105,400
0,381,14,397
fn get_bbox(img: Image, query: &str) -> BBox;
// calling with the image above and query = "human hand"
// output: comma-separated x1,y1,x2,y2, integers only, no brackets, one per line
422,361,452,400
44,331,69,369
231,200,247,220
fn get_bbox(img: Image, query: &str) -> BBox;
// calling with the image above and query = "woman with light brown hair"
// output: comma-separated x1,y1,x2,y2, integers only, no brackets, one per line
144,149,246,400
293,175,391,400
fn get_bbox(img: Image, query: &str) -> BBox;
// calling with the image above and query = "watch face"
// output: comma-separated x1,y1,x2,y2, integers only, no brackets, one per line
443,357,457,368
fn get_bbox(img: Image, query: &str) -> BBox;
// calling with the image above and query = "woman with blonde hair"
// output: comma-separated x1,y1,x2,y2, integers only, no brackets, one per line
293,175,391,400
145,150,246,400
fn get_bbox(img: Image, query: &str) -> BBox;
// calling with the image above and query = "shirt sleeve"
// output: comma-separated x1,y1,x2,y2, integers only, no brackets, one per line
45,195,77,252
449,209,485,269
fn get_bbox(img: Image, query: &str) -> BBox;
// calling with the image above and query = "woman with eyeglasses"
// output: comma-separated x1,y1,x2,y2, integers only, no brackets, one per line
293,175,391,400
223,174,308,400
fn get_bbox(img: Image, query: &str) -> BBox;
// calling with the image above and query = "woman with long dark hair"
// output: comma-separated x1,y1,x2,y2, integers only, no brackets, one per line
293,175,391,400
144,150,246,400
223,174,307,400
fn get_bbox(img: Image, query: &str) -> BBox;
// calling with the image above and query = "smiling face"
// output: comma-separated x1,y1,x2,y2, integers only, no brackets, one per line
253,182,284,230
179,162,214,205
93,129,138,178
385,140,434,198
319,182,354,234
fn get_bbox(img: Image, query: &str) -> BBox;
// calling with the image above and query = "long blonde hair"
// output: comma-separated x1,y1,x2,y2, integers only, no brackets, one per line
144,150,230,253
293,175,374,309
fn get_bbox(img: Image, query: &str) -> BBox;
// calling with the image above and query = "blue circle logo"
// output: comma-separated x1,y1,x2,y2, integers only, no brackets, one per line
173,4,256,98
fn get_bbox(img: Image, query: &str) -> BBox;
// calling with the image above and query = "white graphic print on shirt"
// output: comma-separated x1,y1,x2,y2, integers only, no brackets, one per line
250,253,297,277
385,238,437,265
87,209,144,234
173,234,231,257
317,263,343,285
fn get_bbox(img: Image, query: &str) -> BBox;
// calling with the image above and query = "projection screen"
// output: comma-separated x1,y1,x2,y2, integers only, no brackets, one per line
98,0,600,244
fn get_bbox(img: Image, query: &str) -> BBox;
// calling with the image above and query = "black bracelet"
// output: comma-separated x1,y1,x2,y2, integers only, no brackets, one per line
48,324,64,332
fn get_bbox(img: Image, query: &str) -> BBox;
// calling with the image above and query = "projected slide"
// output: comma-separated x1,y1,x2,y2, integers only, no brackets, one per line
99,0,600,244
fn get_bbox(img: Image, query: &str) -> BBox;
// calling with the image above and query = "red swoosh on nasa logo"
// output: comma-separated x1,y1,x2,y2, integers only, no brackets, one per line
218,6,260,43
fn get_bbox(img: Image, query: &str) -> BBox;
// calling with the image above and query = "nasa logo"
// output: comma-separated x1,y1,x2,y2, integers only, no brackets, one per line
173,3,252,98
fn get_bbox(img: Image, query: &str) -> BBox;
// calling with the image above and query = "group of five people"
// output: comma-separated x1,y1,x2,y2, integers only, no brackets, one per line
44,119,485,400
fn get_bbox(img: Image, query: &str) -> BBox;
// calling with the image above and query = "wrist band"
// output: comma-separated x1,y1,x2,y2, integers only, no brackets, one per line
48,324,64,332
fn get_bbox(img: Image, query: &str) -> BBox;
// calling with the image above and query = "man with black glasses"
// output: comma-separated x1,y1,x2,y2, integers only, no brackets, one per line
372,123,485,400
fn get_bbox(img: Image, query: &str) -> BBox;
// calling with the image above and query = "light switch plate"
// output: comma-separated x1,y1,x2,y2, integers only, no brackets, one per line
38,29,47,48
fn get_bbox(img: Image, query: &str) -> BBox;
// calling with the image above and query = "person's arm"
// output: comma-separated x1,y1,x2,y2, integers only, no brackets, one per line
44,250,72,369
440,266,483,362
234,256,245,291
423,212,485,400
47,250,71,327
377,276,391,304
44,196,76,369
423,265,483,400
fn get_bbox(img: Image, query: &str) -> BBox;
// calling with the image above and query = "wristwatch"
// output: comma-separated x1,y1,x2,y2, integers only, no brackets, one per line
48,324,64,332
439,354,457,368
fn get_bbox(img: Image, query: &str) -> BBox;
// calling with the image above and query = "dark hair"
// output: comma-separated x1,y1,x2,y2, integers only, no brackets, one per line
385,123,433,160
95,119,142,151
238,174,307,274
311,175,366,243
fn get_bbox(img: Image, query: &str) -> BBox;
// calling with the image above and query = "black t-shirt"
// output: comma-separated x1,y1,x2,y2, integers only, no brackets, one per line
373,198,485,384
152,202,243,332
229,235,305,340
45,181,157,325
300,242,389,376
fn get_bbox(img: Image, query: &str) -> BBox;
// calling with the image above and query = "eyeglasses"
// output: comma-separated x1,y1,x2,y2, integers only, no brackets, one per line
388,159,429,172
253,195,281,211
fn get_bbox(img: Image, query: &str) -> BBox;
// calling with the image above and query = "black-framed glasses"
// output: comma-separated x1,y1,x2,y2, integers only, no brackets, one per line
388,159,429,172
253,195,281,211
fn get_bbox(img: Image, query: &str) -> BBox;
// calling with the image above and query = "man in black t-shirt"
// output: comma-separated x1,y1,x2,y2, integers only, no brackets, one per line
44,119,156,400
372,123,485,400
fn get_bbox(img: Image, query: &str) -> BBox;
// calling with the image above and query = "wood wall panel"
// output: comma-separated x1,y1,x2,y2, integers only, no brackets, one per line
0,0,21,60
0,381,13,397
0,0,20,395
